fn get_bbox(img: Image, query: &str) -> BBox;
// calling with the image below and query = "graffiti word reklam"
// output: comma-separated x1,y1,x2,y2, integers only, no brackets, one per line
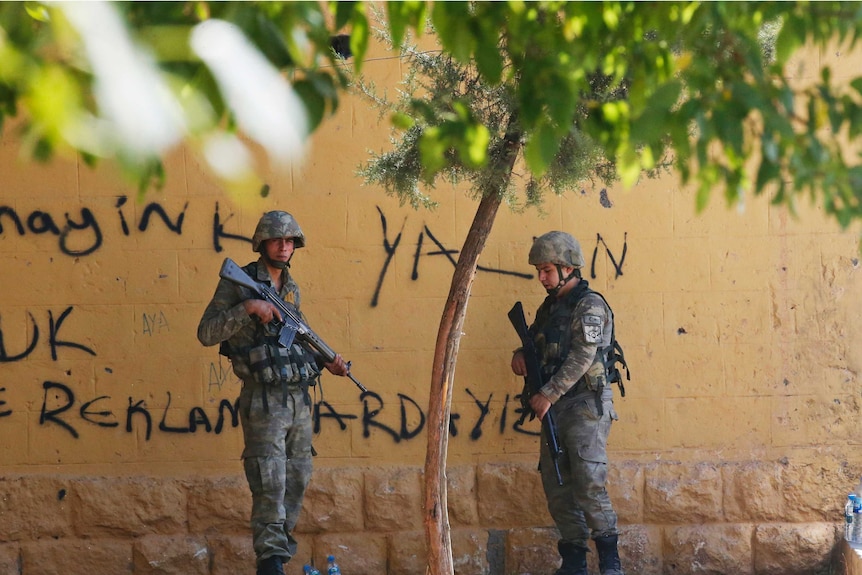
0,382,541,444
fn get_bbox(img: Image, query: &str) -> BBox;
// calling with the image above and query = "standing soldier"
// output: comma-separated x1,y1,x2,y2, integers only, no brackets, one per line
510,231,625,575
198,211,349,575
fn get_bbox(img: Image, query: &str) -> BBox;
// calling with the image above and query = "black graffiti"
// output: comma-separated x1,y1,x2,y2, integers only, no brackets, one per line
0,312,39,362
371,207,534,307
39,382,240,441
512,402,541,437
397,393,426,440
142,311,169,336
158,391,239,436
0,198,228,257
0,205,103,256
371,206,404,307
207,359,235,393
361,391,404,441
116,196,132,235
449,412,461,437
49,307,96,360
0,307,94,363
139,202,188,234
211,202,252,253
0,387,9,418
500,394,510,433
465,388,492,440
421,225,535,279
314,400,359,432
591,232,627,279
40,382,80,437
28,378,542,444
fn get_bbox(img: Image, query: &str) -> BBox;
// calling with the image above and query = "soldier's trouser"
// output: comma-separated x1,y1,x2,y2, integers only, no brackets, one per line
239,382,314,565
540,395,618,548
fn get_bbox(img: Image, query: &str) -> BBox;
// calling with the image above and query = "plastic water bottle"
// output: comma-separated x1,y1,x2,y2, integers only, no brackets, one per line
304,565,321,575
847,494,857,541
327,555,342,575
854,490,862,544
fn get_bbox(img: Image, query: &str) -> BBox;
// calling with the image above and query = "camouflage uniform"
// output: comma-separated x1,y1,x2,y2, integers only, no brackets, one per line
523,231,624,575
532,282,619,543
198,212,319,573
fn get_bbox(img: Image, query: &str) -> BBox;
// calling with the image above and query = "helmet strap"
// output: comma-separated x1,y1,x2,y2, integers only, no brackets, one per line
262,253,291,270
548,264,579,296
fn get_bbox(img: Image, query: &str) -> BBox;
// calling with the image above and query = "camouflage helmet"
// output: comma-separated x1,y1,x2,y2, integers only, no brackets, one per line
528,231,585,268
251,211,306,252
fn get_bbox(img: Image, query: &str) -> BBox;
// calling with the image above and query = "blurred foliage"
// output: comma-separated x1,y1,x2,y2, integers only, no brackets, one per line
356,15,649,214
2,1,862,230
0,1,368,195
377,2,862,229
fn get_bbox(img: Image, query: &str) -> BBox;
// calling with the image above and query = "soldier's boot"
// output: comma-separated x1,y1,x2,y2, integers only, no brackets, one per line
554,540,589,575
256,556,285,575
595,534,624,575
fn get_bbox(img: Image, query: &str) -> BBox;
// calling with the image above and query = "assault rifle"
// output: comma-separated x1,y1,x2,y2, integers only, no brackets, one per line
508,301,564,486
219,258,367,393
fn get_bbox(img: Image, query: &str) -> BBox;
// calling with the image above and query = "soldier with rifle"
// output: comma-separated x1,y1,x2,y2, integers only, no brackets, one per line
197,210,352,575
509,231,625,575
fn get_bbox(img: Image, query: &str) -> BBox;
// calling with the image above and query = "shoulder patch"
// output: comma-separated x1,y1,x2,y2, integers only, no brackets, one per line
582,314,603,343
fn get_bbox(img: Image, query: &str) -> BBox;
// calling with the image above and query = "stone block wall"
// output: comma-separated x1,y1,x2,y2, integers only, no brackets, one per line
0,458,856,575
842,542,862,575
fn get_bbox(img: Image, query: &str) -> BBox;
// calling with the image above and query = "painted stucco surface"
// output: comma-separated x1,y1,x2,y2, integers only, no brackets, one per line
0,37,860,575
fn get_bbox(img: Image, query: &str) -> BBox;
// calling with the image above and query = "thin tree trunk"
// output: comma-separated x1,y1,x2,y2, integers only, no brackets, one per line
423,190,501,575
424,129,522,575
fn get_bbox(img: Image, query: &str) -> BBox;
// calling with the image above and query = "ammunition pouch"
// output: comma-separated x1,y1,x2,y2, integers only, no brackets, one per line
243,338,319,413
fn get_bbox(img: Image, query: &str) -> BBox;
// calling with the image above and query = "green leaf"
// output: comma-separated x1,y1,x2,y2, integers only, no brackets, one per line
305,70,338,100
459,122,489,168
524,122,560,177
23,3,49,22
391,112,415,130
431,2,474,62
332,1,356,30
695,180,712,213
754,159,781,193
472,16,503,85
410,99,439,124
648,80,683,114
350,7,369,73
617,144,640,188
386,1,426,50
293,79,326,132
418,126,447,182
253,16,294,68
774,16,802,65
631,80,681,146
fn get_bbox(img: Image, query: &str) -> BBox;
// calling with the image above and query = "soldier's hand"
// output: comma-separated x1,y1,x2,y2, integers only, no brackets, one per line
511,350,527,376
530,393,551,421
244,299,282,324
324,353,349,377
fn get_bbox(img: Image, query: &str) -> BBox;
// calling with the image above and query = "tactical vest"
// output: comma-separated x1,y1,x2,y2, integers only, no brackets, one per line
531,279,629,412
222,262,320,411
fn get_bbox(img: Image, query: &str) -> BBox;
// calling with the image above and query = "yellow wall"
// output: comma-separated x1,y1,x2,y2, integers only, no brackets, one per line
1,33,861,575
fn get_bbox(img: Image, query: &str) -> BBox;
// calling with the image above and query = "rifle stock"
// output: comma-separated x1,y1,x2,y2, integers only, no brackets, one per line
508,301,564,486
219,258,367,392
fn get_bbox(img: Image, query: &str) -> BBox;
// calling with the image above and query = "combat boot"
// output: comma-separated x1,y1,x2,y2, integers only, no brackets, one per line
555,539,589,575
257,555,285,575
594,534,624,575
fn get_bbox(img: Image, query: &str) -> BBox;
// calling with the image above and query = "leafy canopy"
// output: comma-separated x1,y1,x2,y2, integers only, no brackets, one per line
3,1,862,230
0,1,369,194
386,2,862,228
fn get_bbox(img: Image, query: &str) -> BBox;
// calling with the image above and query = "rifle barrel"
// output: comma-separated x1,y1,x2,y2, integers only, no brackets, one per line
219,258,369,394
